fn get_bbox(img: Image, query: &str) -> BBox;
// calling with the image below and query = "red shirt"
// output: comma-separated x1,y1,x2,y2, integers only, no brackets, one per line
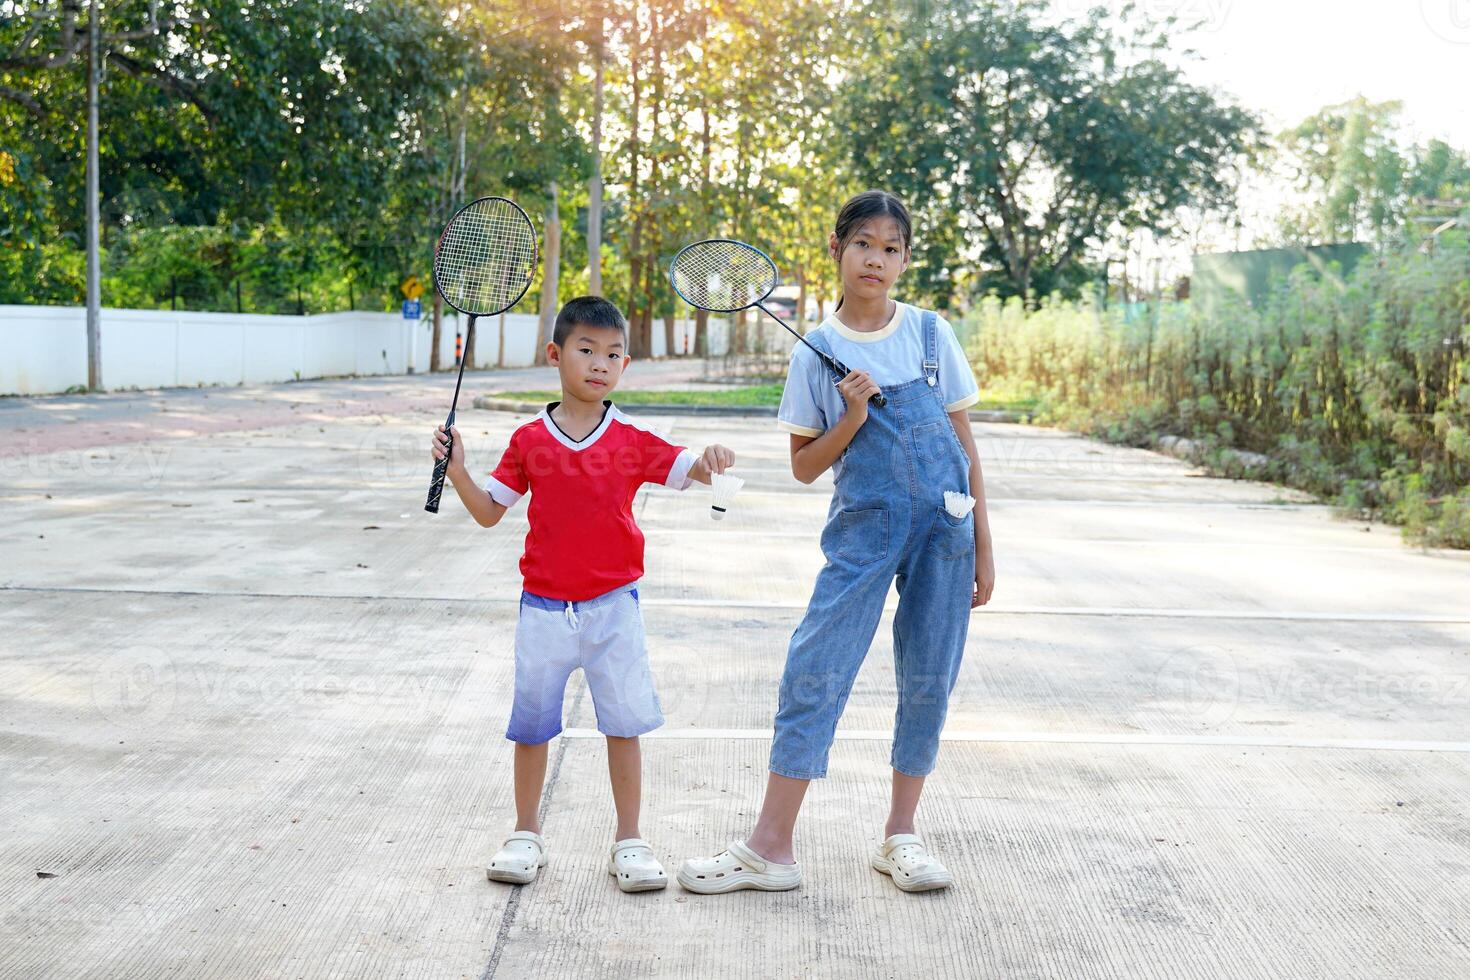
485,402,697,601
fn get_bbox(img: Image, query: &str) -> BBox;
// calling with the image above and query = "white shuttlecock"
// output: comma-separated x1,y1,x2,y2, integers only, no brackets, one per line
943,491,975,518
709,472,745,521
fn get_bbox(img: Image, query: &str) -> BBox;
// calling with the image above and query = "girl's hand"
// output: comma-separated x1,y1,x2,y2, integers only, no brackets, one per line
972,547,995,609
432,423,465,473
836,369,881,421
690,444,736,483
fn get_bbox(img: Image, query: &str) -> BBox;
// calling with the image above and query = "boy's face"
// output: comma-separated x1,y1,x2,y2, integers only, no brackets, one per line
547,324,629,403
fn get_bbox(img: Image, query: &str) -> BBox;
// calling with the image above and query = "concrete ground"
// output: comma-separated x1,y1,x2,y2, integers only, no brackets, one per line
2,366,1469,979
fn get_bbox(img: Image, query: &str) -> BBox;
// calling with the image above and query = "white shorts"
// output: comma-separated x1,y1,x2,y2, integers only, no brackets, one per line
506,582,664,744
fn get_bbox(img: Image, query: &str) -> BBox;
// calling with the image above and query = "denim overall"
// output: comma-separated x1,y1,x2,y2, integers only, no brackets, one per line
769,310,976,780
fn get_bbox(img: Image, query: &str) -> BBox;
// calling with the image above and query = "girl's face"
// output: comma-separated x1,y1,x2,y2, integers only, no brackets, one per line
829,216,910,302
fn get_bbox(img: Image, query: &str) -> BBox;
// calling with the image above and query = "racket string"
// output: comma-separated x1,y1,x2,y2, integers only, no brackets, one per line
670,240,778,312
435,201,538,315
667,238,871,400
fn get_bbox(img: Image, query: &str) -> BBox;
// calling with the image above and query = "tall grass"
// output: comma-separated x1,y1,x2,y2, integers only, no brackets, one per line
963,229,1470,547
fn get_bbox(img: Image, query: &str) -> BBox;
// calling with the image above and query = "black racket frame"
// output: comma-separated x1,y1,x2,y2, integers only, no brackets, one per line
668,238,886,408
425,196,539,514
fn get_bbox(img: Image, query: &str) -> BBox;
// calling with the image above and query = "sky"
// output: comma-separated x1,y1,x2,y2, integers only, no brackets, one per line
1078,0,1470,282
1158,0,1470,148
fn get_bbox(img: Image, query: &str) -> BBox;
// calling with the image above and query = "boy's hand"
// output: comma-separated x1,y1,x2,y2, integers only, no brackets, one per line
432,424,465,474
689,444,736,484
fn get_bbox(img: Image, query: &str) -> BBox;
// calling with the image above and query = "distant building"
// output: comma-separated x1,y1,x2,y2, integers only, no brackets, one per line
1190,243,1369,315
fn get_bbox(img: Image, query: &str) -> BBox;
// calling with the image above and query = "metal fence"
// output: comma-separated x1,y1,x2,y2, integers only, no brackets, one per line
699,315,800,383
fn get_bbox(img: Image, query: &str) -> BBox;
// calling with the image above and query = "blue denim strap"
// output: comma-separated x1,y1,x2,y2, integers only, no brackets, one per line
802,326,835,362
921,309,938,387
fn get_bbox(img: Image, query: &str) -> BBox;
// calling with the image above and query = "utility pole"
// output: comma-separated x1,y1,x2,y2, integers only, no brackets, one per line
85,0,102,390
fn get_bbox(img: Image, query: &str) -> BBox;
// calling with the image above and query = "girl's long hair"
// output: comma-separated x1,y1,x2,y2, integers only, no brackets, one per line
832,190,913,312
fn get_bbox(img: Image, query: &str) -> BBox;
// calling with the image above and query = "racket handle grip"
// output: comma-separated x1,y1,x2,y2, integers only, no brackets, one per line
830,357,887,408
425,436,452,514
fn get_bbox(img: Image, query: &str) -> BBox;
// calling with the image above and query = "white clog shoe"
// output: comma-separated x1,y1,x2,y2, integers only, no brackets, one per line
677,840,801,894
871,833,953,892
486,830,548,885
608,838,668,893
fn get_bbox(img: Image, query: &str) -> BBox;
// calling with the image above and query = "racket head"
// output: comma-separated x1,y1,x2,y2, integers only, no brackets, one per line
668,239,779,313
432,196,539,317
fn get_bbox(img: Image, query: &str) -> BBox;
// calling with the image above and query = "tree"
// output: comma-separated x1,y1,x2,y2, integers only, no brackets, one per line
1404,139,1470,202
0,0,460,306
609,0,847,353
837,0,1261,307
1274,101,1470,247
584,7,607,296
385,2,586,368
1276,97,1408,244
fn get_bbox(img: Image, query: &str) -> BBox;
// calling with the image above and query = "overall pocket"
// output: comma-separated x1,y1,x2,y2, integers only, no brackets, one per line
913,419,962,464
836,507,889,566
931,506,976,561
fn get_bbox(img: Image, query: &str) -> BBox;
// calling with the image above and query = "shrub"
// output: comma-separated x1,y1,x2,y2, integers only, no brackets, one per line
965,225,1470,546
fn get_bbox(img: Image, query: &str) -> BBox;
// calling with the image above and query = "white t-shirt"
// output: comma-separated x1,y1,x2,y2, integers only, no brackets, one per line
776,301,980,437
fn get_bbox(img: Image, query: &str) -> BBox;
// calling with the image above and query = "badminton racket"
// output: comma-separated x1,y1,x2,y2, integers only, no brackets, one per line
425,196,539,514
668,238,885,408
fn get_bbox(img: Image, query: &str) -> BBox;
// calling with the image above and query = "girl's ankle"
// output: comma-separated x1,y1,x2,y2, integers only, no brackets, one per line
745,833,796,865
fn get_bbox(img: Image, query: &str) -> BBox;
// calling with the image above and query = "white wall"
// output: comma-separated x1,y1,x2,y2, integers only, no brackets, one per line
432,310,733,369
0,305,419,395
0,305,738,396
0,306,88,396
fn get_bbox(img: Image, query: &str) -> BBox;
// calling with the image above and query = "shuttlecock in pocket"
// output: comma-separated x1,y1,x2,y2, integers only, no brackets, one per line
710,472,745,521
943,490,975,519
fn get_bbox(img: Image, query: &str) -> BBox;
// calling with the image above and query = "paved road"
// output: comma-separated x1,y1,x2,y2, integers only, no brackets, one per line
1,372,1468,978
0,359,726,459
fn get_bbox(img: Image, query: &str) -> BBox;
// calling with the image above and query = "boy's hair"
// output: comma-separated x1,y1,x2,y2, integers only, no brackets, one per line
553,296,628,347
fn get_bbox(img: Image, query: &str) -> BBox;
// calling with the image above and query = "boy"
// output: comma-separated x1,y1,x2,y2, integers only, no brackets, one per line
430,295,735,892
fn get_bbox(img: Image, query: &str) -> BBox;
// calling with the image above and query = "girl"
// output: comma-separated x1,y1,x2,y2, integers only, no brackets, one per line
679,190,995,894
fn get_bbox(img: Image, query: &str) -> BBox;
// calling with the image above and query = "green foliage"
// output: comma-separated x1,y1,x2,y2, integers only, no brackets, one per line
967,227,1470,547
92,224,401,313
1276,99,1470,245
2,0,458,234
0,241,87,305
5,0,1467,413
0,0,554,311
589,0,851,353
837,0,1262,307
